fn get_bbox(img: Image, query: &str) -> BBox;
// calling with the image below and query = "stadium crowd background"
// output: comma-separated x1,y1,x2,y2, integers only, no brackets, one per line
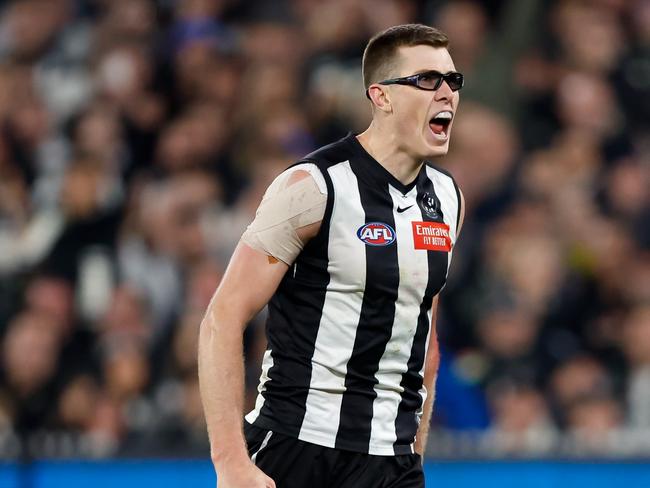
0,0,648,460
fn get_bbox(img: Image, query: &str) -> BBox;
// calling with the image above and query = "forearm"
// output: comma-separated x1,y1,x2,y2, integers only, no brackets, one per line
414,310,441,456
414,373,437,456
196,244,288,488
198,304,249,468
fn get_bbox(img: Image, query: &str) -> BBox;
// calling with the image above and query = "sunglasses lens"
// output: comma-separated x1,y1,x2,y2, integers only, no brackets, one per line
415,72,464,91
447,73,464,91
416,72,444,90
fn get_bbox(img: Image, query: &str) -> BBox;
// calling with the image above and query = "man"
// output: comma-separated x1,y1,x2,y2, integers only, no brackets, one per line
198,24,465,488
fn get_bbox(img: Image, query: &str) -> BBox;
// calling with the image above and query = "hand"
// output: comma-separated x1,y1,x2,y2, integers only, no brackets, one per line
216,460,276,488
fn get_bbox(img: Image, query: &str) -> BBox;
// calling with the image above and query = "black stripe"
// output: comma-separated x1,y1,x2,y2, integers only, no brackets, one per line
426,163,462,229
334,161,400,452
285,158,336,250
393,170,449,454
254,163,335,437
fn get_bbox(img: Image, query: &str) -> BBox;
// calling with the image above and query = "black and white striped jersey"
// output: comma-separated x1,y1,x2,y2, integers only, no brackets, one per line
245,134,461,456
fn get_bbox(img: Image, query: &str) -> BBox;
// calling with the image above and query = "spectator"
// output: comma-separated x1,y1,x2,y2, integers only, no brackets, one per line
0,0,646,459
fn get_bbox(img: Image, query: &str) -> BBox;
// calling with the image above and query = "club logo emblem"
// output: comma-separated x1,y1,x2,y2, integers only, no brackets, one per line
419,192,439,219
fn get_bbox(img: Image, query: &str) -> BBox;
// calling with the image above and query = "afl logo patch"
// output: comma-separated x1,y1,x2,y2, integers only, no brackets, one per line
357,222,396,246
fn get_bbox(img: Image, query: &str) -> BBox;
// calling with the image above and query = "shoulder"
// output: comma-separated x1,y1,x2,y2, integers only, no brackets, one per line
424,162,465,234
282,135,356,193
424,162,462,199
277,163,328,196
424,161,459,186
298,135,356,170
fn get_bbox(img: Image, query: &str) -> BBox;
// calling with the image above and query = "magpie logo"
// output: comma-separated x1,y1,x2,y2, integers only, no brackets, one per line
419,192,439,219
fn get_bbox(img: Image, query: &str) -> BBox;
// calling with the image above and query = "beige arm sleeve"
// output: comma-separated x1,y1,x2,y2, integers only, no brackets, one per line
241,164,327,265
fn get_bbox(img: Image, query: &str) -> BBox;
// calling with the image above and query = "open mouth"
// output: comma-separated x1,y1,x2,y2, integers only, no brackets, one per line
429,110,453,137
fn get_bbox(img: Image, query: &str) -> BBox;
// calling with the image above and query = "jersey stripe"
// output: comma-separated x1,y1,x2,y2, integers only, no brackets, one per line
428,164,462,229
298,161,367,447
334,160,399,452
393,171,450,451
252,165,335,437
247,135,460,455
426,167,459,242
426,167,459,289
366,184,431,454
245,349,274,424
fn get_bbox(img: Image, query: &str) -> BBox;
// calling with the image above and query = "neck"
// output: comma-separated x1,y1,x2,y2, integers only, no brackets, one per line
356,121,423,185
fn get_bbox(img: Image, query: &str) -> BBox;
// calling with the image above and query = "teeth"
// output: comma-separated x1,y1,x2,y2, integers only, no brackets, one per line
434,111,453,120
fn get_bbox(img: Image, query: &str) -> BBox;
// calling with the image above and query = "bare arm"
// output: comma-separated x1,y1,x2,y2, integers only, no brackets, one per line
198,243,287,487
414,295,440,456
458,188,466,235
198,168,323,487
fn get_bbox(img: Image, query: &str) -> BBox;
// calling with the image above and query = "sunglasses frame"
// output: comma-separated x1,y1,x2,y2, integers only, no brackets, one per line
365,70,464,99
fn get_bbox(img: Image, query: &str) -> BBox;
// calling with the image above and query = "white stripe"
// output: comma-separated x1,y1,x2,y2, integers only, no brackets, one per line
250,430,273,464
417,168,456,414
245,349,274,424
367,184,431,454
425,167,458,242
425,167,458,289
298,160,366,448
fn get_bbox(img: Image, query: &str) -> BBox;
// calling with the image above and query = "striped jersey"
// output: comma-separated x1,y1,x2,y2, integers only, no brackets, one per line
245,134,461,455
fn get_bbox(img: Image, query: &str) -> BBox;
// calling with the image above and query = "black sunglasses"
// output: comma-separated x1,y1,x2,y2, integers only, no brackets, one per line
366,70,464,99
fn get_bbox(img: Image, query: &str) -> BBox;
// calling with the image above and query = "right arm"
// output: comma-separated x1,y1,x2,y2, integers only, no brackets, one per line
198,243,287,488
198,168,324,487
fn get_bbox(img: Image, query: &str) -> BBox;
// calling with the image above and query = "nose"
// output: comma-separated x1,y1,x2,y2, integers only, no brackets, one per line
434,79,454,103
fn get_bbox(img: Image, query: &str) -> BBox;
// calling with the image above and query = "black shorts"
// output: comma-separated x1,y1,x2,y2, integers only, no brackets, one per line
244,422,425,488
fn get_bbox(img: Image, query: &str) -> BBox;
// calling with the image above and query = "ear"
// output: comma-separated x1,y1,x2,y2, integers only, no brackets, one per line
366,84,392,113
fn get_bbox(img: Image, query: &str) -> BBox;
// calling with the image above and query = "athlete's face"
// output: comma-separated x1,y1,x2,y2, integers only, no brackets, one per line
384,45,460,160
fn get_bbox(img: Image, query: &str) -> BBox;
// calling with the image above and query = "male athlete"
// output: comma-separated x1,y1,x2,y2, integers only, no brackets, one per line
198,24,465,487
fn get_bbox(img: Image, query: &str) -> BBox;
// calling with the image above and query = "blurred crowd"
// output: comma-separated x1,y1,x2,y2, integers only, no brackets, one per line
0,0,648,459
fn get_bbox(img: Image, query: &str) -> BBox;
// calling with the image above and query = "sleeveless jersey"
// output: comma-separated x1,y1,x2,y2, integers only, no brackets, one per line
245,134,461,455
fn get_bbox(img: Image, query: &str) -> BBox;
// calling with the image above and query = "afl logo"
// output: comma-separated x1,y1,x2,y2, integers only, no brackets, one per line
357,222,396,246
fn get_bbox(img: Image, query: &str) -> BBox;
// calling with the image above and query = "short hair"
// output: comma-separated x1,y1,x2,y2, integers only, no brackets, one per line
362,24,449,89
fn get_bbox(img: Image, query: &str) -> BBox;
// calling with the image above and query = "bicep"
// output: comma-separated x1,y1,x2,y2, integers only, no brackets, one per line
241,168,326,265
206,242,289,329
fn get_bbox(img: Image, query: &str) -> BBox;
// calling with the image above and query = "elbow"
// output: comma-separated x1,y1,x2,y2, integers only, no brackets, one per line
199,299,249,339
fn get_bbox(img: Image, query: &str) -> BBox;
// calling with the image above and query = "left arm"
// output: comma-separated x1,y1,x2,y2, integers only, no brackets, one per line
414,295,440,456
414,188,465,456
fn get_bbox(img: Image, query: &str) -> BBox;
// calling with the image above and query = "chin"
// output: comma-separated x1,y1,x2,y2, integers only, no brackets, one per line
421,129,451,159
422,141,450,159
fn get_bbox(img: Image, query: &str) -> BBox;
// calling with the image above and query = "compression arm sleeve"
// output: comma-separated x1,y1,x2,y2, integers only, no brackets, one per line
241,164,327,265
